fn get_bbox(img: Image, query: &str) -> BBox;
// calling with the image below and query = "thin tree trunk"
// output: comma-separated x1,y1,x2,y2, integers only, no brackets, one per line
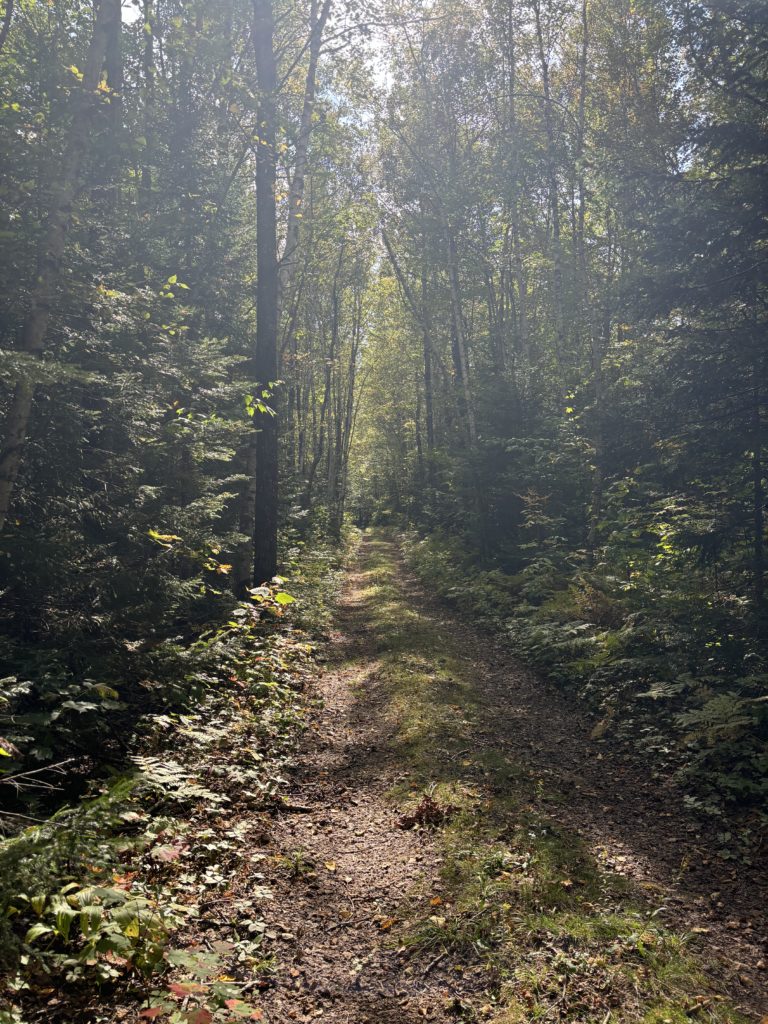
533,0,566,362
251,0,280,585
752,368,766,635
334,290,361,532
278,0,332,303
445,229,477,444
140,0,155,208
0,0,14,54
420,240,435,457
587,214,615,566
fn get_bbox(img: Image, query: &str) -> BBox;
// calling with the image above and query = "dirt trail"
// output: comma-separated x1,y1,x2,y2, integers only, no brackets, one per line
253,533,767,1023
252,542,451,1023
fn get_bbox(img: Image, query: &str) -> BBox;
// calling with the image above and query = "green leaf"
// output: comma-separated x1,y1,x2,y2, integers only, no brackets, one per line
274,592,295,605
80,905,104,938
25,923,53,943
30,894,47,915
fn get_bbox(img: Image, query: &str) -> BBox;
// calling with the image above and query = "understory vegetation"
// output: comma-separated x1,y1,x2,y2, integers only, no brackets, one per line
405,530,768,844
0,534,350,1022
355,537,748,1023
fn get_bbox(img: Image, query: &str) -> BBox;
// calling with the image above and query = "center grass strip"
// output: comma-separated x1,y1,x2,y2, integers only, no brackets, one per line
355,532,748,1024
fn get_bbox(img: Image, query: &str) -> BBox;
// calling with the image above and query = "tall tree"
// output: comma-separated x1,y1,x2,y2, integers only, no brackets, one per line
251,0,280,584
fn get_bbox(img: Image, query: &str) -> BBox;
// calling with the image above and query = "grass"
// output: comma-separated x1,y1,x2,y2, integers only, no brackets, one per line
348,530,750,1024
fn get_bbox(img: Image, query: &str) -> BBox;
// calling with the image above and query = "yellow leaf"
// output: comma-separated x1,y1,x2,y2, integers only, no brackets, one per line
324,861,337,873
148,528,182,545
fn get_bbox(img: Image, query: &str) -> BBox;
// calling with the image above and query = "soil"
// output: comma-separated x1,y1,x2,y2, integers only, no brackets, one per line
247,533,768,1023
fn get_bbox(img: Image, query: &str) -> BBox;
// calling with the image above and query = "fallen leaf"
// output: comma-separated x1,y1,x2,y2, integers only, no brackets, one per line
430,896,443,906
168,981,207,996
186,1012,213,1024
224,1000,263,1019
324,861,337,872
378,916,396,931
151,844,183,863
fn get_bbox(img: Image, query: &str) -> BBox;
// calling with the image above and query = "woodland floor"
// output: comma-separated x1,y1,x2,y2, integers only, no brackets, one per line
241,531,767,1023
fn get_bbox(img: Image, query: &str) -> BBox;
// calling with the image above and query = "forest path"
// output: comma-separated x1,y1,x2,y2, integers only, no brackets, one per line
254,532,766,1023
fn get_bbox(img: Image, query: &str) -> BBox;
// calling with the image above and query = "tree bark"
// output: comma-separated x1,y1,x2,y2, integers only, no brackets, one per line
251,0,280,585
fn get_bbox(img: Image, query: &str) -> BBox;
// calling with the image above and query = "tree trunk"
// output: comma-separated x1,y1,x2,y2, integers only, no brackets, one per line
445,229,477,444
420,240,435,457
140,0,155,208
533,0,566,364
278,0,332,304
752,368,766,636
0,0,14,54
251,0,280,585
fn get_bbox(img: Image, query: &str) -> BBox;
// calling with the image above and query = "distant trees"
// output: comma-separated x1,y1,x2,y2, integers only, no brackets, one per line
361,0,767,634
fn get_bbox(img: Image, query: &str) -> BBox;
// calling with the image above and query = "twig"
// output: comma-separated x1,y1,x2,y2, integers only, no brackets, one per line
0,809,48,824
422,950,447,976
0,759,76,792
327,915,366,932
276,801,314,813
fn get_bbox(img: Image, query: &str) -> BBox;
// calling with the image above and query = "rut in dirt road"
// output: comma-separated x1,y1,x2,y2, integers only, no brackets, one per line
250,534,767,1023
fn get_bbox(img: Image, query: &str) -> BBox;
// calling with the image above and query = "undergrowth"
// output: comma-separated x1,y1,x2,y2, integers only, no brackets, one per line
0,531,353,1023
403,530,768,852
352,533,749,1023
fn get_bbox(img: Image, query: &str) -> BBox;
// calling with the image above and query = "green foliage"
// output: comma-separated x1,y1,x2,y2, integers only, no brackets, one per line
0,540,345,1017
405,531,768,822
355,537,747,1024
350,0,768,848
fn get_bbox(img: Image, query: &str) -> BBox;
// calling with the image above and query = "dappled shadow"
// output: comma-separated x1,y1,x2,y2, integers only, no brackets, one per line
256,533,767,1021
